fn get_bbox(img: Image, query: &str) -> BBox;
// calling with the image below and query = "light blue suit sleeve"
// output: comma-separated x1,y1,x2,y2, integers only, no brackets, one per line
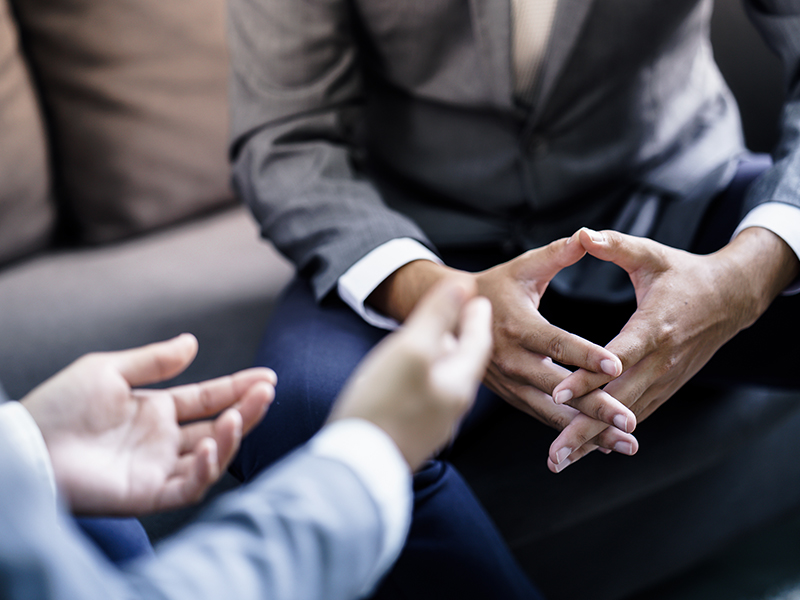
0,429,395,600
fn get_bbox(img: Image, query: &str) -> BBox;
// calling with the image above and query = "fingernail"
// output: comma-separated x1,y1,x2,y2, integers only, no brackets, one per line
583,228,605,243
554,389,573,404
554,457,572,473
599,448,612,455
601,358,621,376
613,414,630,433
614,441,634,455
555,446,573,464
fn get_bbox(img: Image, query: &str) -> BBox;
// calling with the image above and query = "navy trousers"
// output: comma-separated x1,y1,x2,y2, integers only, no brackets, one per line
75,517,153,564
230,277,541,599
232,153,798,599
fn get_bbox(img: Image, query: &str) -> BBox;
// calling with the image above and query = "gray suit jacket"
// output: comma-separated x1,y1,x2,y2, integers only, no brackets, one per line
229,0,800,302
0,403,390,600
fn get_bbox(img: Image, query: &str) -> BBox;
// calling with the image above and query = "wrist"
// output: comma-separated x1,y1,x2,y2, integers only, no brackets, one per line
367,260,471,322
719,227,800,319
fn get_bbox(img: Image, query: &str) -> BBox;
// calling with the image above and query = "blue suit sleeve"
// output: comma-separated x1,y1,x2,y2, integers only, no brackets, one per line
0,434,389,600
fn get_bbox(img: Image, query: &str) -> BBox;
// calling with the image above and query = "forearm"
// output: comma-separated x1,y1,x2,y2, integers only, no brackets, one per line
718,226,800,324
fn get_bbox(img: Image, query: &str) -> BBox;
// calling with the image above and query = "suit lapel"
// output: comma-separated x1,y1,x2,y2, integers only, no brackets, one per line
468,0,595,114
469,0,513,108
529,0,595,122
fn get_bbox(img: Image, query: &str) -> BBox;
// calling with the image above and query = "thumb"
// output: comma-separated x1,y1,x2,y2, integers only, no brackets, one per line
431,296,493,399
112,333,199,387
403,277,475,350
578,228,664,274
518,232,587,282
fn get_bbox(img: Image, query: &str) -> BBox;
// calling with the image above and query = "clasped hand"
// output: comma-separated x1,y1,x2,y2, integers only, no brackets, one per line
546,226,797,472
471,235,639,462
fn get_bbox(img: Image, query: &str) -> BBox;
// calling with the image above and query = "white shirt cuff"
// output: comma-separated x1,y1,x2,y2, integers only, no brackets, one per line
0,401,57,503
337,238,443,330
308,418,412,595
733,202,800,295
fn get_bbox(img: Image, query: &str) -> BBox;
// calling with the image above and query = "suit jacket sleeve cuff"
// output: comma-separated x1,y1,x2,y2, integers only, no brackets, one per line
337,238,443,330
733,201,800,295
308,419,412,593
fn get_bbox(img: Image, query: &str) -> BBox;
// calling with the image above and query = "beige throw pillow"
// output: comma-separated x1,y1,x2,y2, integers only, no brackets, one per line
10,0,235,243
0,0,53,264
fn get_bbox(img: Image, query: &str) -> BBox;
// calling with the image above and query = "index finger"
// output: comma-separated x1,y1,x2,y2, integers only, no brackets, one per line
519,320,622,378
169,367,277,422
551,313,658,405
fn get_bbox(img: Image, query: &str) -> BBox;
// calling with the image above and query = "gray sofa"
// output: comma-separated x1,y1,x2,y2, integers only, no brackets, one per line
0,0,796,598
0,0,294,400
0,208,293,401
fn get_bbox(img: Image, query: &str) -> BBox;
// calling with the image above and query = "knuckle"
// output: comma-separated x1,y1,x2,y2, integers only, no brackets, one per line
497,318,522,342
546,335,568,363
598,428,622,447
590,400,612,424
654,353,679,379
653,245,671,269
492,355,513,378
492,352,524,380
550,412,572,431
654,321,676,344
572,428,592,447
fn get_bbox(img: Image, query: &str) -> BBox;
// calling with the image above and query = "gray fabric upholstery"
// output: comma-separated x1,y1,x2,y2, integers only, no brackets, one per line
0,206,294,399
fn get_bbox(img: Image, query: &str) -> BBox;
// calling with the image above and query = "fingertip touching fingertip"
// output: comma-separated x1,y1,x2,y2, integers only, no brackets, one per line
580,227,606,244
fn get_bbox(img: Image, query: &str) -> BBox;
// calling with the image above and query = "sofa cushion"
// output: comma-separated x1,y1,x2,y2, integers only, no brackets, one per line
10,0,235,243
0,0,53,264
0,206,294,399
